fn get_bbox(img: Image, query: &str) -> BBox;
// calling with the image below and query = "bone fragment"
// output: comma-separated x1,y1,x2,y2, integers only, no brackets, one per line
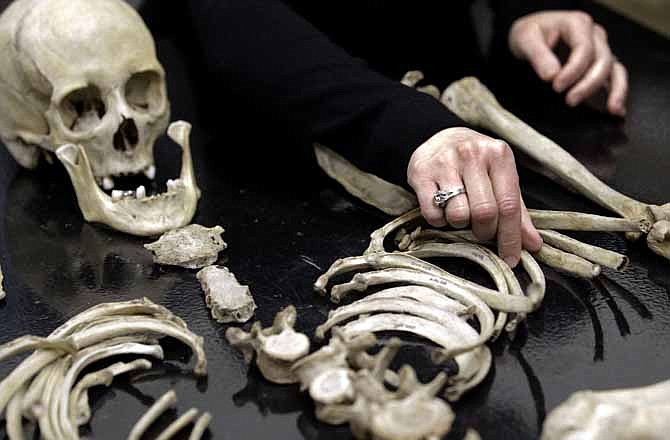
400,71,442,101
314,143,417,216
155,407,199,440
541,380,670,440
145,225,226,269
442,77,670,260
529,209,644,233
188,412,212,440
365,209,423,255
225,305,309,384
127,390,178,440
197,265,256,323
538,229,628,270
463,429,482,440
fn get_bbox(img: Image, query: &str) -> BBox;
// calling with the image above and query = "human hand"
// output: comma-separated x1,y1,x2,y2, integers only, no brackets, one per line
509,10,628,117
407,127,543,267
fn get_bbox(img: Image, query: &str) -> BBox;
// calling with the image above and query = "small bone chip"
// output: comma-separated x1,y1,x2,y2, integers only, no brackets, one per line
197,266,256,323
145,225,226,269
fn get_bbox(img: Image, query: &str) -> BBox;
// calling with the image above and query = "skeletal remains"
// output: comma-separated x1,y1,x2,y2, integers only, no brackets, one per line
0,0,201,236
0,298,208,440
541,380,670,440
198,265,257,323
145,224,227,269
227,306,480,439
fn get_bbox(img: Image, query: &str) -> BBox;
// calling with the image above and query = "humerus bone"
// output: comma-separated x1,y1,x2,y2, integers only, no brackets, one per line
442,77,670,260
314,143,417,216
197,265,256,323
541,380,670,440
225,305,310,384
127,390,177,440
538,229,628,270
145,225,226,269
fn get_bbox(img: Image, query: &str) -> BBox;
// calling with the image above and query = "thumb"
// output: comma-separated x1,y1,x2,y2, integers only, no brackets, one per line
511,25,561,82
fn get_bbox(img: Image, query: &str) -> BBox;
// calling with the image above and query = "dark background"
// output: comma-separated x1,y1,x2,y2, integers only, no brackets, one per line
1,1,669,439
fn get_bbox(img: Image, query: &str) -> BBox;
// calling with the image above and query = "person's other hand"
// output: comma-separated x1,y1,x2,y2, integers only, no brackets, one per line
407,127,543,267
509,10,628,117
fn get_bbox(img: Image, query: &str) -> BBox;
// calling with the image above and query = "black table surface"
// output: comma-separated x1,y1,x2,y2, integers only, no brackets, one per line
1,4,669,440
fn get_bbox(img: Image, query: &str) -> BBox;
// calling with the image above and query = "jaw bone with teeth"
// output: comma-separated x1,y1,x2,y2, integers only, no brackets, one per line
0,0,201,236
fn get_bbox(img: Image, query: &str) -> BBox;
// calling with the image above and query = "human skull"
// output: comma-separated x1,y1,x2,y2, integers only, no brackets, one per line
0,0,200,236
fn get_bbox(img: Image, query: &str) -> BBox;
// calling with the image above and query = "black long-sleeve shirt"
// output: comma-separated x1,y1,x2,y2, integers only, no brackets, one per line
184,1,578,186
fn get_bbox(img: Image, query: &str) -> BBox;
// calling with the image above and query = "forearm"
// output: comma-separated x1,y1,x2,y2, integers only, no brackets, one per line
186,0,461,186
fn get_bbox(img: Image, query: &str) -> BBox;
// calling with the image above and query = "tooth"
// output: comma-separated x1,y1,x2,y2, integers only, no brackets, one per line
102,176,115,191
167,179,176,192
136,185,146,199
144,165,156,180
112,190,123,202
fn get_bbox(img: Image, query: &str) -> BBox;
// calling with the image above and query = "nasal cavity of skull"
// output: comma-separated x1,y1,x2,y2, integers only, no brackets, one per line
125,71,163,112
60,85,106,132
113,117,139,152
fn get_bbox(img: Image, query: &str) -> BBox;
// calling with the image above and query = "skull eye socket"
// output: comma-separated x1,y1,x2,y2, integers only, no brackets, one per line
59,85,106,133
125,71,164,113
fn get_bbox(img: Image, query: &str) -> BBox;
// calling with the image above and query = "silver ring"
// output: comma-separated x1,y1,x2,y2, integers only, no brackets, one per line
433,187,466,208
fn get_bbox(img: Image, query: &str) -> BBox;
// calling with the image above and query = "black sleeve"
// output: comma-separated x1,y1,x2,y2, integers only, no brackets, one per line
186,0,462,187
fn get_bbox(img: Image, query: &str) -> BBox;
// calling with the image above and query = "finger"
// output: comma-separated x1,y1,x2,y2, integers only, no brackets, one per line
461,146,498,242
487,143,522,267
520,197,543,252
512,24,561,81
607,61,628,117
553,14,596,93
438,172,470,229
411,178,447,227
565,25,613,107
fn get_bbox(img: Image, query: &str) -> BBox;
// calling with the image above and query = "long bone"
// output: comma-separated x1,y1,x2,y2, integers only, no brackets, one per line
528,209,644,232
338,313,492,395
155,407,199,440
538,229,628,270
442,77,670,260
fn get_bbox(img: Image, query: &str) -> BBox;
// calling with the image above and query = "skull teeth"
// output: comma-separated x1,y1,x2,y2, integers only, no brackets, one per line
136,185,146,199
144,165,156,180
102,176,115,190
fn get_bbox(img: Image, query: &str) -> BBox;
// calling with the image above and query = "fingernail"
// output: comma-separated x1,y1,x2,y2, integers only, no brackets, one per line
566,95,579,107
504,255,520,268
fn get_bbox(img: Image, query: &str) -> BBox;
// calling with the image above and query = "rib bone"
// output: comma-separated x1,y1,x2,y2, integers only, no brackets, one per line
538,229,628,270
127,390,177,440
442,77,670,260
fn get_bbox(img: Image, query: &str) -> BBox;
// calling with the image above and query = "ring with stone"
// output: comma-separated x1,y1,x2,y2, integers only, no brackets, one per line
433,187,466,209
